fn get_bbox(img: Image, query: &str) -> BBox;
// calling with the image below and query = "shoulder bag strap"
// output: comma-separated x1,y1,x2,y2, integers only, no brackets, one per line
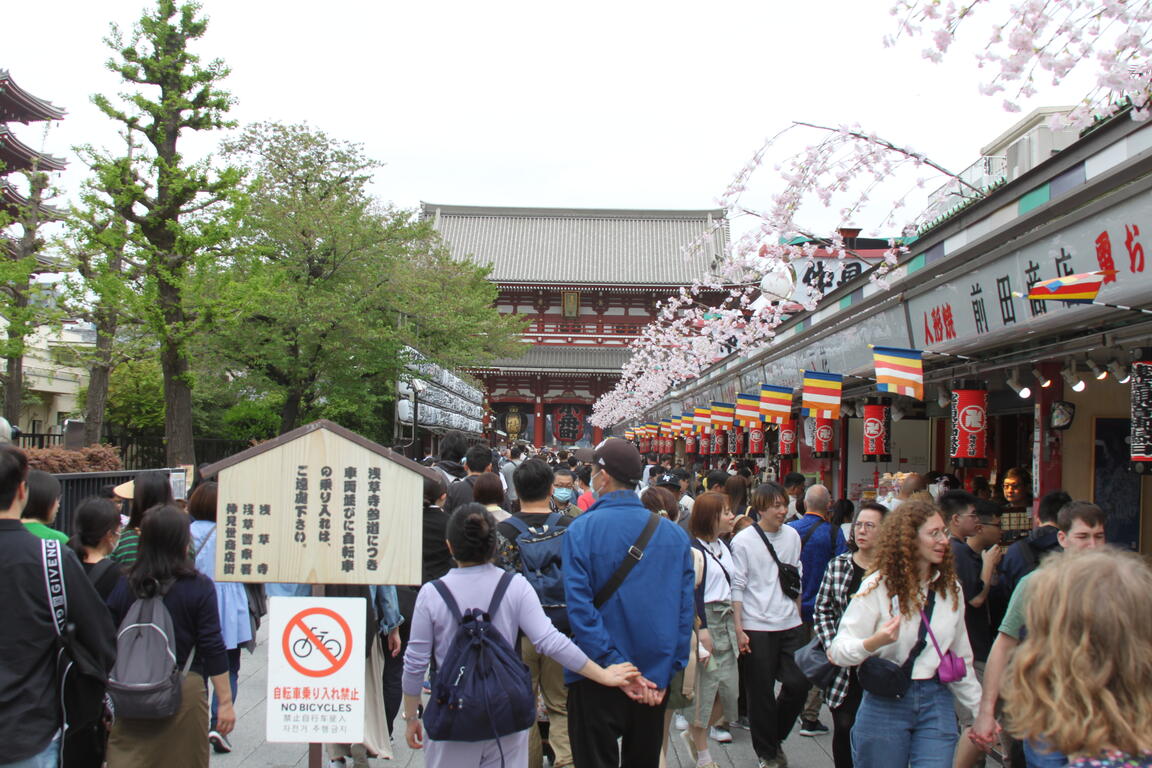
431,579,464,623
900,589,938,673
752,523,785,569
40,539,67,636
486,571,516,618
800,518,826,547
694,539,731,584
593,513,660,609
502,516,530,538
192,524,216,560
920,590,947,661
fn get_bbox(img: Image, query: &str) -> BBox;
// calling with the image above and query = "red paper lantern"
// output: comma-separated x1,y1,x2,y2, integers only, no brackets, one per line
778,419,798,459
685,434,697,453
749,426,765,455
950,387,988,466
862,402,892,462
812,417,835,458
639,437,651,454
699,431,711,456
711,429,724,455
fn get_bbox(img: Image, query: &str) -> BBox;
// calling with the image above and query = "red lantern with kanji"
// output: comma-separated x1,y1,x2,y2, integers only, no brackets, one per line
862,402,892,462
638,437,650,454
951,385,988,467
711,429,724,455
699,431,711,456
778,419,798,459
685,434,697,453
811,417,835,458
749,425,765,455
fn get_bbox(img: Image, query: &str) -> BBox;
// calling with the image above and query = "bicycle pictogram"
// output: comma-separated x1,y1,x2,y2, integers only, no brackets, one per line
281,606,354,678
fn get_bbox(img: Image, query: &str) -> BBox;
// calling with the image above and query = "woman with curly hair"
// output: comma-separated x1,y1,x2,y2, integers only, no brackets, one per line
1004,549,1152,767
828,499,981,767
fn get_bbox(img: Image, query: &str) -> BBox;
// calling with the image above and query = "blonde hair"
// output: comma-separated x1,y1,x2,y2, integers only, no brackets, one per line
1004,550,1152,757
864,499,959,616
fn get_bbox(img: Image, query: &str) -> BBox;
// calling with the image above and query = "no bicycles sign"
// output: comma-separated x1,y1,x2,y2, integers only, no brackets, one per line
267,597,365,743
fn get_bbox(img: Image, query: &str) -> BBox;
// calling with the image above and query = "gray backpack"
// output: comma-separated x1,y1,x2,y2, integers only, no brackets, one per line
106,581,194,719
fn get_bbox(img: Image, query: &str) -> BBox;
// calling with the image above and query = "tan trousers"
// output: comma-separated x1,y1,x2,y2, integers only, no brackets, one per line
521,636,571,768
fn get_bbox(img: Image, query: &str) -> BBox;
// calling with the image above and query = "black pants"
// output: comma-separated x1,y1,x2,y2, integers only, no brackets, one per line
831,671,863,768
746,626,809,760
568,679,667,768
381,633,404,736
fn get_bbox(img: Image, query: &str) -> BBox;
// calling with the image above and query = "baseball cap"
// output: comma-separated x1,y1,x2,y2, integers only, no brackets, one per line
654,472,681,489
574,437,643,485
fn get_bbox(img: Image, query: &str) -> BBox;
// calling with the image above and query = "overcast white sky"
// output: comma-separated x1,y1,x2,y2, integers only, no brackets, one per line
6,0,1093,239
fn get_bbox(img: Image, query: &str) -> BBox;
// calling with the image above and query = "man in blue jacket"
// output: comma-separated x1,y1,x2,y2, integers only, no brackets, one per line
565,438,693,768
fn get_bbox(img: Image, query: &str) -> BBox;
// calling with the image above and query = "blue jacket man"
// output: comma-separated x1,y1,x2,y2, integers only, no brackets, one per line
564,438,693,767
787,484,848,624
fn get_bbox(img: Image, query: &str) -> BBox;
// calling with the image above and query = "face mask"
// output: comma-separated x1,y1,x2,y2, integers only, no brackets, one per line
553,487,574,503
590,471,605,500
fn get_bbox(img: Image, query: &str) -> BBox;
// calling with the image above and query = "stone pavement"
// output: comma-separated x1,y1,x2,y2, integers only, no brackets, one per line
214,626,835,768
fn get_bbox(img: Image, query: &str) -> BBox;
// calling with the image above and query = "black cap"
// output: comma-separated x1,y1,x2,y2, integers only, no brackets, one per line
574,437,644,485
654,472,681,489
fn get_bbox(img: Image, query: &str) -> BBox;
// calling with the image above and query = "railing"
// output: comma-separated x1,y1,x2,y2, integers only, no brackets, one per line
52,467,185,536
526,319,646,337
915,155,1008,230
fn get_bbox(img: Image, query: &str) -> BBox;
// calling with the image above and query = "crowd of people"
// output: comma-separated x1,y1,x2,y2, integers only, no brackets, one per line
2,433,1150,768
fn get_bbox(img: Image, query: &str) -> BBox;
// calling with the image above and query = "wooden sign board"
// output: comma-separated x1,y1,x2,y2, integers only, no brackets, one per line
201,420,429,585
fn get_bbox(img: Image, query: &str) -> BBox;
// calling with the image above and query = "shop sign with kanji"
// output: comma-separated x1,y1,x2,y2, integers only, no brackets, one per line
200,420,434,585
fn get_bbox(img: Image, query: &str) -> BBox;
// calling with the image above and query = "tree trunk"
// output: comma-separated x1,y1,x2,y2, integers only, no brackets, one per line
280,388,303,435
157,274,195,466
4,354,22,428
84,310,118,446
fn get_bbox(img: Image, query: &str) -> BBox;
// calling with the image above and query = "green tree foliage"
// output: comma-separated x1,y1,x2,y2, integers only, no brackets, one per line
210,122,523,439
88,0,241,464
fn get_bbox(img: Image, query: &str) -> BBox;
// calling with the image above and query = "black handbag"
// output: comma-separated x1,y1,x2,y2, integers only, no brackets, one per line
752,525,802,601
795,635,838,689
858,590,937,699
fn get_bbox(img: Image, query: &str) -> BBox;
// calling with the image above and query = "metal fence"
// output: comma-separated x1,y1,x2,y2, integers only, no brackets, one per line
53,467,185,537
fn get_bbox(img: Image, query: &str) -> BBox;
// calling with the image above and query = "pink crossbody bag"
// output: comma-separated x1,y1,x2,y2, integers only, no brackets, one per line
920,609,968,683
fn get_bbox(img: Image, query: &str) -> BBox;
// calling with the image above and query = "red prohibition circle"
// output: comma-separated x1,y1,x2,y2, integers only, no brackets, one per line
281,607,354,678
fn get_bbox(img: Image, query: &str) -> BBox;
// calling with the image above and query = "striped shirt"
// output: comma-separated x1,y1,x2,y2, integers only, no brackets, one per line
111,528,141,566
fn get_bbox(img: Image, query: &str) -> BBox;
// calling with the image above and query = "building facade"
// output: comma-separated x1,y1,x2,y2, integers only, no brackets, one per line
424,203,728,447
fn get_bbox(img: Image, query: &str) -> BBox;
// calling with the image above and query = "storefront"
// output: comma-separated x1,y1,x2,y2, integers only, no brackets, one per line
636,110,1152,552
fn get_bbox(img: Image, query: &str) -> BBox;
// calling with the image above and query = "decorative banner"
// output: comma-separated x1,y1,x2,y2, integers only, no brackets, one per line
685,433,697,453
801,370,844,419
694,407,712,431
811,417,835,458
1133,362,1152,472
735,394,761,426
872,346,925,401
862,402,892,462
1027,269,1113,303
759,384,794,424
727,429,740,455
950,386,989,466
624,429,635,441
638,436,651,454
711,429,724,455
749,425,765,455
710,402,735,428
778,419,798,459
681,412,695,435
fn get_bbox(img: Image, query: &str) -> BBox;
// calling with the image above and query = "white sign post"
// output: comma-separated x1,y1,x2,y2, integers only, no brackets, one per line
267,596,366,744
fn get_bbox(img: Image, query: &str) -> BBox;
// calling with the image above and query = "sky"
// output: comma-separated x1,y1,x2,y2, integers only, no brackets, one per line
5,0,1095,241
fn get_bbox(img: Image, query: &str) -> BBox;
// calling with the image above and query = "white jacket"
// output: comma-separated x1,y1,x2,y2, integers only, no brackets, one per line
828,571,981,718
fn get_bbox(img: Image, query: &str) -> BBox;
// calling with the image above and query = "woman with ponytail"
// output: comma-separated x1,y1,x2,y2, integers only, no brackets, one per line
69,496,123,600
402,502,641,767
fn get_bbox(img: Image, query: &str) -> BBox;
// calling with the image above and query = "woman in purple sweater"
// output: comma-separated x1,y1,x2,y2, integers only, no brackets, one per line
402,503,641,767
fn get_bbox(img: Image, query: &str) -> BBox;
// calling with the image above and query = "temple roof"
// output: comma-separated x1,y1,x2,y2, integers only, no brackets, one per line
476,345,633,373
0,126,66,174
423,203,728,286
1,180,64,220
0,71,65,123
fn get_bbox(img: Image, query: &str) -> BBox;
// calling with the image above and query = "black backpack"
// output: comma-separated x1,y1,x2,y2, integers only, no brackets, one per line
500,513,570,633
423,572,535,754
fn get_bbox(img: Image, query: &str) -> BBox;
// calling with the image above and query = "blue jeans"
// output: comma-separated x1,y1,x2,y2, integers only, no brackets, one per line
0,739,60,768
1024,739,1068,767
852,679,958,767
209,648,242,731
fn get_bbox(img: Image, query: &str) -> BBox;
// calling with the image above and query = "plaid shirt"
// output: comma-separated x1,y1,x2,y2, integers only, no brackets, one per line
813,552,862,709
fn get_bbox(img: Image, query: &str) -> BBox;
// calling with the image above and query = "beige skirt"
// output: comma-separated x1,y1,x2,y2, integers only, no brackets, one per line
106,674,209,768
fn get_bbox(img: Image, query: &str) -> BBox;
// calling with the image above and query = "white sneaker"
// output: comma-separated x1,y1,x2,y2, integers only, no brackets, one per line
673,712,689,731
709,725,733,743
